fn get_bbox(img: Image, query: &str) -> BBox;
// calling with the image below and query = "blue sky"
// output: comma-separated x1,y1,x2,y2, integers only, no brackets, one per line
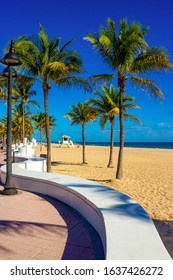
0,0,173,143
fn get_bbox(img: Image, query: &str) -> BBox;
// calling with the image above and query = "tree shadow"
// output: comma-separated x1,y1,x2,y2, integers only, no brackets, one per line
51,161,85,166
0,220,66,236
87,178,112,183
66,183,151,222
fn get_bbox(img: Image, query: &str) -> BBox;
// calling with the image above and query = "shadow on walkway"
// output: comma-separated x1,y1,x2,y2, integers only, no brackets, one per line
37,194,105,260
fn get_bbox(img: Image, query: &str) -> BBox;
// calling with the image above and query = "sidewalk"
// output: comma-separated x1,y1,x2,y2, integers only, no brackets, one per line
0,153,104,260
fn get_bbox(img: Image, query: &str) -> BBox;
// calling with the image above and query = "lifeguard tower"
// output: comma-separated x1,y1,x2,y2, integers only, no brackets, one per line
60,135,74,147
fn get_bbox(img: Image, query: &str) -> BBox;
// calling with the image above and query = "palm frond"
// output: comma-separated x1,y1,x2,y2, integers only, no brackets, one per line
59,39,75,53
53,76,92,92
124,113,142,123
131,76,164,100
28,100,40,108
65,101,97,127
47,61,69,76
123,103,140,111
88,74,114,87
100,114,109,129
129,48,173,73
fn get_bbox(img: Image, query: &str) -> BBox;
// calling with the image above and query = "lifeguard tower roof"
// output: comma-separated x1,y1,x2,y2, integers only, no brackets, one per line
61,135,70,139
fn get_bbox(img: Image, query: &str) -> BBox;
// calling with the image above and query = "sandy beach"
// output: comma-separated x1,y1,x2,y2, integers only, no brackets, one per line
36,144,173,258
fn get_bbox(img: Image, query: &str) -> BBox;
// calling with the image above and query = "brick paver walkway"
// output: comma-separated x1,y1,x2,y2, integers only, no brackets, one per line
0,152,104,260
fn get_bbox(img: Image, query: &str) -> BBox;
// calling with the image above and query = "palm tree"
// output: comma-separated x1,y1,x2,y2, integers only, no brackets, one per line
12,75,40,143
88,84,141,167
12,106,34,142
32,112,45,150
84,18,172,179
65,102,97,164
32,112,56,151
15,25,92,172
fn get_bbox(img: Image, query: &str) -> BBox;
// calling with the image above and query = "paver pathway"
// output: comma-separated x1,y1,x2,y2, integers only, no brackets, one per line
0,152,104,260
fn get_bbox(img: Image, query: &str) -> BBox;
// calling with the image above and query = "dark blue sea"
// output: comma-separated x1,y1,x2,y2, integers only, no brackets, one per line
76,142,173,149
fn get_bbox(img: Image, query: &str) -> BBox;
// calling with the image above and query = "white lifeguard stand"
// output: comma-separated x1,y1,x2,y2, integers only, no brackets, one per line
60,135,74,148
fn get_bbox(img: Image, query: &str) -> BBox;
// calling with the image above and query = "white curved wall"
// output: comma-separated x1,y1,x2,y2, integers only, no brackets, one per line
0,157,171,260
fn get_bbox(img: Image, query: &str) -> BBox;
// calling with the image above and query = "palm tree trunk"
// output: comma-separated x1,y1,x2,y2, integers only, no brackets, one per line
107,119,114,168
116,72,126,179
43,82,51,172
82,124,87,164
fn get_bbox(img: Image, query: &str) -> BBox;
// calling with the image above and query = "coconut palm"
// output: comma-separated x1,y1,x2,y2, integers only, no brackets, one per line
65,102,97,164
88,84,141,167
14,25,92,172
32,112,56,151
12,75,39,142
84,18,172,179
12,106,34,142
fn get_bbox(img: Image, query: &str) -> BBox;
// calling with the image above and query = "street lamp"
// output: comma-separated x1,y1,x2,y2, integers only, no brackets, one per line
0,40,22,195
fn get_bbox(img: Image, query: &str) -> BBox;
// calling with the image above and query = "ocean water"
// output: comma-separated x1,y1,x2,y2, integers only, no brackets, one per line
75,142,173,149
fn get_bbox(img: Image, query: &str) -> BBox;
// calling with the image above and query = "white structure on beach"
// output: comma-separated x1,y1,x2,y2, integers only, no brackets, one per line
13,138,37,158
60,135,74,147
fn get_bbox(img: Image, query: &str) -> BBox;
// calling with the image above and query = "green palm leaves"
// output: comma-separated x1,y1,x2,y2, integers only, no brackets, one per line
65,102,96,126
84,18,148,70
15,26,84,82
89,85,120,128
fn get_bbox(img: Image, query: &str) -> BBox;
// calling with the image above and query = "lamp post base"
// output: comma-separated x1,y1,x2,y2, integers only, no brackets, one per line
0,187,18,195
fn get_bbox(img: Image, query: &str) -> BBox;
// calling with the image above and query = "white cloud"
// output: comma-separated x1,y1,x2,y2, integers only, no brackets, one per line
157,122,173,129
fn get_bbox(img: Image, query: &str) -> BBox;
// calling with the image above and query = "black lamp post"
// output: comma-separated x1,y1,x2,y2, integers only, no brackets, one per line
0,40,22,195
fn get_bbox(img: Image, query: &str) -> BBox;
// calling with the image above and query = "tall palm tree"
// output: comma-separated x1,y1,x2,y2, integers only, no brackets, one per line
15,25,92,172
12,75,40,142
65,102,97,164
88,84,141,167
32,112,56,151
84,18,172,179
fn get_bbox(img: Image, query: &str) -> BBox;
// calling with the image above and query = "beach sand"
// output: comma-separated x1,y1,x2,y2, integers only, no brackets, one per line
36,144,173,258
